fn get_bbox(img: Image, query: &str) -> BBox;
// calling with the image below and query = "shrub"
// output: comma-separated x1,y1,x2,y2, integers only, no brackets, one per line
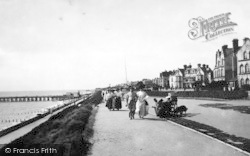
145,91,171,97
205,81,228,90
241,84,250,91
176,90,248,99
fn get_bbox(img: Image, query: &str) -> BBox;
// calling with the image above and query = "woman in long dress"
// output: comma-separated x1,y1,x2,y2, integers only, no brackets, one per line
135,88,149,119
125,87,137,120
106,90,115,110
114,88,122,110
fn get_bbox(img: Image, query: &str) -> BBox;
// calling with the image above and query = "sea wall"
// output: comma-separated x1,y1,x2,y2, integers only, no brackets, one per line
0,98,85,138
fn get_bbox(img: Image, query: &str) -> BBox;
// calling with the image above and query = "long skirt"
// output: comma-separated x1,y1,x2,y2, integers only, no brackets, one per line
106,98,113,109
135,100,148,117
128,100,136,111
115,97,122,109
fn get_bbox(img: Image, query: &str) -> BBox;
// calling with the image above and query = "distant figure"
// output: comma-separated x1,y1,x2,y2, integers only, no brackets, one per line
115,88,123,100
114,88,122,110
135,87,149,119
105,90,115,110
102,90,105,102
165,93,172,102
125,87,137,120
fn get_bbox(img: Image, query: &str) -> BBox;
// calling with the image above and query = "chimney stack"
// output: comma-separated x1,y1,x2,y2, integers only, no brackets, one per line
232,39,238,53
243,37,250,43
222,45,228,52
184,65,187,70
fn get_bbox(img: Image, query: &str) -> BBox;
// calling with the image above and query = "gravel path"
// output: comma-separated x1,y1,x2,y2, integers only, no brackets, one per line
90,101,247,156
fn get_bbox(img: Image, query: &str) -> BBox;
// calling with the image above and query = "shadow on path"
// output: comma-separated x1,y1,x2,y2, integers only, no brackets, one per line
183,113,201,118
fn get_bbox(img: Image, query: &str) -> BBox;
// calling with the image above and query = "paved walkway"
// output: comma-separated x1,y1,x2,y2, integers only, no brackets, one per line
90,101,247,156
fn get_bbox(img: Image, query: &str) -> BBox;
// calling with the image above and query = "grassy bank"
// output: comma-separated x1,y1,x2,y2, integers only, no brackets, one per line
0,91,103,156
0,99,79,138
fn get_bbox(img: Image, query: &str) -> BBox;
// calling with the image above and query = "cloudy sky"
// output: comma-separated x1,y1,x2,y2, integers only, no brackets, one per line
0,0,250,91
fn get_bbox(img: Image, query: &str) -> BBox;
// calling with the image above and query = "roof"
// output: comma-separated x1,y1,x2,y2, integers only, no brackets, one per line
160,71,173,77
200,66,213,73
178,69,185,75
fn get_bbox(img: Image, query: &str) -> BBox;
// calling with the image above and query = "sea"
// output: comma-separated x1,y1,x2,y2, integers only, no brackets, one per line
0,90,92,131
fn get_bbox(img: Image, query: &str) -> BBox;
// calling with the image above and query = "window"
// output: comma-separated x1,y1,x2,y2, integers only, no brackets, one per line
243,51,247,59
241,78,244,86
246,64,250,73
246,78,250,85
240,64,244,74
220,68,223,77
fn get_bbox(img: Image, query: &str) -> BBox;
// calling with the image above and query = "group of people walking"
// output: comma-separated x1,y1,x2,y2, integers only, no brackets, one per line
102,87,149,120
103,89,123,111
125,87,149,119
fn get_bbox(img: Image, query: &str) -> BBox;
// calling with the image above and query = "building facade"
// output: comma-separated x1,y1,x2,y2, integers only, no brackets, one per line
213,39,239,88
142,79,153,86
159,71,173,89
213,49,225,81
237,38,250,87
169,69,184,89
152,77,161,86
183,64,213,88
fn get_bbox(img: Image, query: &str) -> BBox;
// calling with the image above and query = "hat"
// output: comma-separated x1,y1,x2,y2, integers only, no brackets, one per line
165,93,172,99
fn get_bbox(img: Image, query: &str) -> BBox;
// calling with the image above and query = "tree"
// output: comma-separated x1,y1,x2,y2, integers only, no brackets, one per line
206,81,228,90
136,81,145,90
193,81,202,91
241,84,250,91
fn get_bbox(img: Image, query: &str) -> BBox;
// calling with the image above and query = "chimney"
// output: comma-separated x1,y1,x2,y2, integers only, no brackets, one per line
243,37,250,43
184,65,187,70
222,45,228,52
232,39,238,53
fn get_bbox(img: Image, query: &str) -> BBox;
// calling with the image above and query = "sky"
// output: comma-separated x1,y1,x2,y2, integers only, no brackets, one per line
0,0,250,91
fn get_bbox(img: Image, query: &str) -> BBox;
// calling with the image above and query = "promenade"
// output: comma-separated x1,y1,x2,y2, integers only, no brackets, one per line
90,101,247,156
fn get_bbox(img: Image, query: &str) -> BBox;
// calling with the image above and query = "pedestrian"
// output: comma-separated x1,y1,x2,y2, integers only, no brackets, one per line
105,90,115,110
135,87,149,119
125,87,137,120
114,88,122,109
111,90,117,110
